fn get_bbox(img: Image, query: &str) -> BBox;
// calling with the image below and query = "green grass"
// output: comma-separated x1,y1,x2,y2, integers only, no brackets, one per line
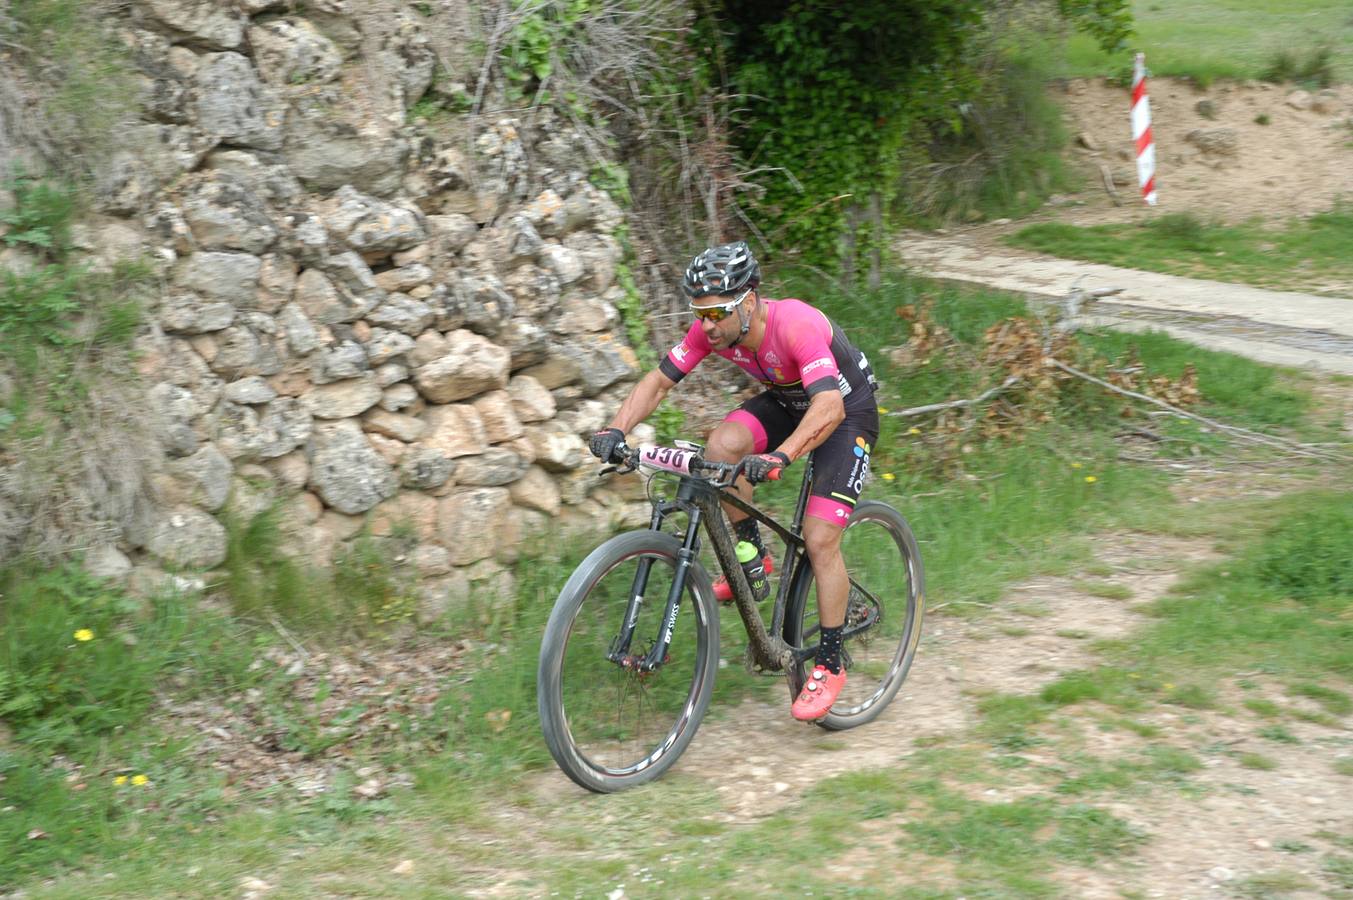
1055,0,1353,85
1237,751,1279,770
1006,208,1353,294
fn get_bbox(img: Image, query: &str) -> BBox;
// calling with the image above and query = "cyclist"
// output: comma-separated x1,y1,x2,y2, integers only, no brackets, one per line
588,240,879,721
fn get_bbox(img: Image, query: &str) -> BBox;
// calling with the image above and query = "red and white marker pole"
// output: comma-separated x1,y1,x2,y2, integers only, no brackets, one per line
1131,52,1158,206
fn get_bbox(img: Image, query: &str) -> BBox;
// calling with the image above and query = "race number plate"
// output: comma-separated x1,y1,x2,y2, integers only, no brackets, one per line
637,443,696,475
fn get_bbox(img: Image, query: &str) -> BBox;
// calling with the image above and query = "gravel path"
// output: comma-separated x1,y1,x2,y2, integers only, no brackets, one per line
896,230,1353,376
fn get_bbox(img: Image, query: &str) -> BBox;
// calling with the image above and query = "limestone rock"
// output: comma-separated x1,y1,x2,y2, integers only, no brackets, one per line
366,294,434,336
472,390,524,443
454,448,528,487
146,505,228,569
362,408,426,443
325,185,426,254
168,443,233,511
311,340,370,385
507,374,556,423
307,420,398,515
204,150,303,206
421,404,488,459
365,329,416,366
160,293,235,334
437,488,512,566
412,329,510,403
175,251,261,305
180,174,277,253
148,381,199,457
135,0,245,50
223,375,277,405
509,465,562,516
284,102,409,196
248,17,343,87
277,303,321,355
374,264,434,293
1185,128,1239,156
380,383,419,412
194,52,286,150
303,373,383,419
524,424,586,472
398,447,456,490
85,545,134,582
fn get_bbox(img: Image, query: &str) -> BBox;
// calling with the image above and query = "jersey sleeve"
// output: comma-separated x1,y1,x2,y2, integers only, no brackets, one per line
658,321,712,383
786,315,842,397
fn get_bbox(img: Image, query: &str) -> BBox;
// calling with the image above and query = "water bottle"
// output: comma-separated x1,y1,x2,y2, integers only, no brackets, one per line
735,540,771,602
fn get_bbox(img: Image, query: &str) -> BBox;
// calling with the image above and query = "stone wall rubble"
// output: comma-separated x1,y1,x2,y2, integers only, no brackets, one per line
68,0,657,615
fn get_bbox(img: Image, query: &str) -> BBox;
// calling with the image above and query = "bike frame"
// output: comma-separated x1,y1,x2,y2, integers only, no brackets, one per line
607,456,819,674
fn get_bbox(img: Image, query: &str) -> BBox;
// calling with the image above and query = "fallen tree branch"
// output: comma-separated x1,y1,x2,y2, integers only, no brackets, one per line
1048,358,1349,462
884,376,1021,419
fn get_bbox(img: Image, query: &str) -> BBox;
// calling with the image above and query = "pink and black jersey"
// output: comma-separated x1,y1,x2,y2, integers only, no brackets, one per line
659,298,877,416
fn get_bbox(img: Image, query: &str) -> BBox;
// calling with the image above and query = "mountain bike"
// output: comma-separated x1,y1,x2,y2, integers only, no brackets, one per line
536,440,925,793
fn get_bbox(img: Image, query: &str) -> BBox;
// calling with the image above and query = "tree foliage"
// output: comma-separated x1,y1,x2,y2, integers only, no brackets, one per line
697,0,1133,274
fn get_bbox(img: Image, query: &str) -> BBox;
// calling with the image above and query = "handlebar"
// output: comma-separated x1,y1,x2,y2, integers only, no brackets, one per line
604,442,782,486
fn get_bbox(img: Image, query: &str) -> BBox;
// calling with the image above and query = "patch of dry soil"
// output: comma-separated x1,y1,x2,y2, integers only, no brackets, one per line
1045,78,1353,228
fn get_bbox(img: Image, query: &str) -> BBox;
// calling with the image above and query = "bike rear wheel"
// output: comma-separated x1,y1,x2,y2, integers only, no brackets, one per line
537,530,720,792
784,500,924,730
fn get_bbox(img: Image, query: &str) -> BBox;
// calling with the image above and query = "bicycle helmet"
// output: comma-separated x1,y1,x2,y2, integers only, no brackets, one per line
682,240,760,298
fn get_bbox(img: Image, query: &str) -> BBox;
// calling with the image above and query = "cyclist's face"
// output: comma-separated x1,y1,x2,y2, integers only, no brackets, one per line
692,290,750,347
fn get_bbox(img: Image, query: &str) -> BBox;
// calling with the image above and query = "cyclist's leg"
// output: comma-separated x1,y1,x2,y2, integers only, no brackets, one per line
797,409,878,659
707,393,795,525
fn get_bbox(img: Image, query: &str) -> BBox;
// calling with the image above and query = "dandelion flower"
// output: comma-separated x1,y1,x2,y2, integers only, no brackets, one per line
1164,683,1176,691
73,628,94,642
131,774,149,787
907,427,921,436
114,775,128,786
882,473,896,482
1084,475,1097,484
878,406,890,414
1070,462,1083,469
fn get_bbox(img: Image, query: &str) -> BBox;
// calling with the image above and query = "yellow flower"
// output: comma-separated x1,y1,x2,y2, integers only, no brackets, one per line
114,775,127,786
1070,462,1082,469
131,774,149,787
882,473,896,482
73,628,94,642
1164,683,1176,691
907,427,921,436
1084,475,1097,484
878,406,890,414
1128,673,1141,680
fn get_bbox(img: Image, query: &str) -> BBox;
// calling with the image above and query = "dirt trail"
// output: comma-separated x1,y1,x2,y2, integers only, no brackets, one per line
896,230,1353,377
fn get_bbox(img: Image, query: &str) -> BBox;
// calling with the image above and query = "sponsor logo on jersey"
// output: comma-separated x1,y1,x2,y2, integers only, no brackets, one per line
837,373,853,397
763,350,782,366
671,343,689,363
802,357,833,376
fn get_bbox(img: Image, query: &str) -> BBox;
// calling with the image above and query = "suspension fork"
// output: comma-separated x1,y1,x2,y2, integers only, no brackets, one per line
607,503,704,673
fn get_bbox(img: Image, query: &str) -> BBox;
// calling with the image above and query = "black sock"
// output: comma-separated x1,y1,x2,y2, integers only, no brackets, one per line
733,518,763,555
817,625,844,674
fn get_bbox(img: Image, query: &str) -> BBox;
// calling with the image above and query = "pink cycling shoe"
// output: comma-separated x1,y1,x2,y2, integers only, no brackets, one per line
790,665,847,721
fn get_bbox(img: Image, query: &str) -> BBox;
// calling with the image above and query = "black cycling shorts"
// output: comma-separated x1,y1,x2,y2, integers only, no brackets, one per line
724,391,880,527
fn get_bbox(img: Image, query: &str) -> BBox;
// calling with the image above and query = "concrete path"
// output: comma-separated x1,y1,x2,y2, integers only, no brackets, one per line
897,231,1353,375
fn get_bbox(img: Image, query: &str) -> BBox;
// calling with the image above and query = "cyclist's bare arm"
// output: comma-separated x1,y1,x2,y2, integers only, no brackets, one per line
608,369,678,433
775,390,845,462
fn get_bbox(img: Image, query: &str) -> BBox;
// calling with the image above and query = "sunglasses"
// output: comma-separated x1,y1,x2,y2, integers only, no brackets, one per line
690,288,752,322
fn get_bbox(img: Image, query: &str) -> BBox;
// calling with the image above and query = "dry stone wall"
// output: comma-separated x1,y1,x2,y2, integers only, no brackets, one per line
78,0,657,615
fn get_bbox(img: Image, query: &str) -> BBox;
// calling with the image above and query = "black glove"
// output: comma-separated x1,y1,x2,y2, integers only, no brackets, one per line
740,451,790,485
589,427,625,463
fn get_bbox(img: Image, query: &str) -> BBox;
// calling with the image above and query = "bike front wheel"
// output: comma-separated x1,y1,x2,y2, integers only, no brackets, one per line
537,530,720,793
784,500,924,730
